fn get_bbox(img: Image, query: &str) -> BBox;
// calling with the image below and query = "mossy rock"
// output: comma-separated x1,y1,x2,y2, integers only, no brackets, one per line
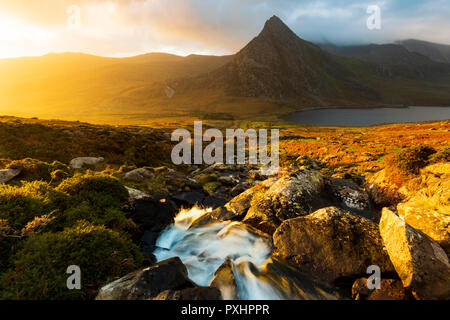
6,158,70,183
194,172,219,185
52,174,130,230
203,181,221,196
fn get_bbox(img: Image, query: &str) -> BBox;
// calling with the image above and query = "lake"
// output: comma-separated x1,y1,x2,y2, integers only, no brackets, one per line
285,106,450,126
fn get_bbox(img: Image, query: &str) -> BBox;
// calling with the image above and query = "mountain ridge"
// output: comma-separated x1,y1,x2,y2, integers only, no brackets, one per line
0,15,449,121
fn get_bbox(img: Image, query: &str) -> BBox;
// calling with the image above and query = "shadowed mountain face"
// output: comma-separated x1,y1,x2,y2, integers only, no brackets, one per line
397,39,450,64
321,43,450,80
172,16,380,106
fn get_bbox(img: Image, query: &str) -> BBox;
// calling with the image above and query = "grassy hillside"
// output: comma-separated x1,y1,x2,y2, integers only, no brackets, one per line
0,53,232,121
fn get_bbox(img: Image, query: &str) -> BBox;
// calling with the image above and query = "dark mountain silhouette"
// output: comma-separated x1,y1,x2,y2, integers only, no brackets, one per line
397,39,450,64
321,43,450,79
171,16,381,107
169,16,450,110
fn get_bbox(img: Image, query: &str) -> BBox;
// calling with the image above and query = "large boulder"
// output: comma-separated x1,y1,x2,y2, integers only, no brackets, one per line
96,257,192,300
351,278,409,300
397,203,450,252
210,259,239,300
379,208,450,300
329,178,372,218
69,157,104,169
224,178,276,220
124,168,155,182
272,207,395,284
0,168,21,184
394,163,450,254
171,191,206,208
130,194,178,232
243,170,335,234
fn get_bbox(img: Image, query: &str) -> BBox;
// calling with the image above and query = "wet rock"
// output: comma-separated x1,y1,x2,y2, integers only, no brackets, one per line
203,196,228,209
141,231,159,247
126,187,150,201
243,171,335,234
171,191,206,207
230,184,248,197
69,157,104,169
273,207,395,284
330,178,372,218
124,168,155,182
153,287,222,300
141,251,157,267
0,168,21,184
210,259,239,300
130,194,177,232
185,179,202,190
379,208,450,300
96,257,191,300
352,278,409,300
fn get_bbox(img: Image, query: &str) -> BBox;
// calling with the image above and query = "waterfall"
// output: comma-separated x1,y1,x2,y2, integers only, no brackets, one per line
153,207,342,300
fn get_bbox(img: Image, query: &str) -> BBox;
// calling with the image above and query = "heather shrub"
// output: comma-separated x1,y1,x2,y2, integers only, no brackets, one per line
391,145,436,175
6,158,70,182
0,221,142,300
0,181,65,229
52,174,129,230
430,147,450,164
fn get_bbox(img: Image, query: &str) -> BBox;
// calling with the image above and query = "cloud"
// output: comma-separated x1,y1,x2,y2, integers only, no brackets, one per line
0,0,449,58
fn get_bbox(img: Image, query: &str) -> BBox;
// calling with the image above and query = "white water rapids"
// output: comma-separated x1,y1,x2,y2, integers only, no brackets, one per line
153,207,342,300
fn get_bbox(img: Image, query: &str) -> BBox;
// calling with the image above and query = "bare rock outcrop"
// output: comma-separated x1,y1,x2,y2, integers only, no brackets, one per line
272,207,395,284
379,208,450,300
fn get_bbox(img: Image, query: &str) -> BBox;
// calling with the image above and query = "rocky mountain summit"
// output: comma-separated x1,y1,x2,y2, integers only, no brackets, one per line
173,16,379,107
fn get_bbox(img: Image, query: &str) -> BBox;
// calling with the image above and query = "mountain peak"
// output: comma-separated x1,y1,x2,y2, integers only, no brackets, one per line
261,15,293,35
260,16,297,43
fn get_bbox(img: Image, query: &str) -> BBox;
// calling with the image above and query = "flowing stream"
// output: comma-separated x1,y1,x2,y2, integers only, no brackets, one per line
153,207,344,300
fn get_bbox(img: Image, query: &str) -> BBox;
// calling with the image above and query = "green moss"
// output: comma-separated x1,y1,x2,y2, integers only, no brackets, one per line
0,221,142,300
0,181,66,229
203,181,221,195
194,172,218,185
57,173,128,205
52,174,129,230
6,158,71,183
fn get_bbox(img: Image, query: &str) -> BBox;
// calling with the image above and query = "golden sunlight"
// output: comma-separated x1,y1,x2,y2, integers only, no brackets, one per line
0,13,55,59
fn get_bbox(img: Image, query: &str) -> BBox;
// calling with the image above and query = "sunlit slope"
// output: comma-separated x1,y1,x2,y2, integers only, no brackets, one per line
0,52,232,118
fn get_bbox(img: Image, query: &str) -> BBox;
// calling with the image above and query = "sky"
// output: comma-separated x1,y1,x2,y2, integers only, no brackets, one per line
0,0,449,59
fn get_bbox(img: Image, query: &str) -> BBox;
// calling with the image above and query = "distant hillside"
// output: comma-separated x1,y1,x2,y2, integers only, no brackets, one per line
0,52,232,119
0,16,450,122
397,39,450,64
169,17,450,112
320,43,450,79
171,16,380,108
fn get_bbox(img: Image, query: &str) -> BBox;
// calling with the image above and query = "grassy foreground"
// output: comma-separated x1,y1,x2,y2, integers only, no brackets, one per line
0,116,448,299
